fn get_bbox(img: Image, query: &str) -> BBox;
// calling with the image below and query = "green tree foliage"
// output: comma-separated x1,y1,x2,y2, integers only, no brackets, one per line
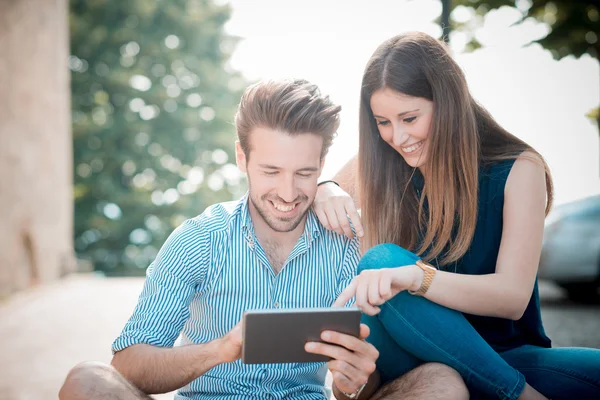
70,0,248,275
445,0,599,132
451,1,599,59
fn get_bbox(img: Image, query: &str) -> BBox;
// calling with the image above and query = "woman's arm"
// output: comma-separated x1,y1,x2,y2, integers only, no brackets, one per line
331,154,359,206
315,155,362,238
336,153,547,320
422,153,547,319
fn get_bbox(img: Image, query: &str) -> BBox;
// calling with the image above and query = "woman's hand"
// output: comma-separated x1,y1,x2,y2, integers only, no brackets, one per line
314,182,363,239
334,266,423,315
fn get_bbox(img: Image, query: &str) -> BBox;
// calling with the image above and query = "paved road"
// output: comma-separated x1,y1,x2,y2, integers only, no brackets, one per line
0,275,597,400
538,282,600,348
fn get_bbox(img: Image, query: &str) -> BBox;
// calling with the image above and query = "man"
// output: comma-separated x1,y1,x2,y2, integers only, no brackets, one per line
59,79,468,400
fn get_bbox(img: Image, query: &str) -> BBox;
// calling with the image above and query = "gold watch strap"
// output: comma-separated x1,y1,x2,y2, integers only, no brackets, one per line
408,260,437,296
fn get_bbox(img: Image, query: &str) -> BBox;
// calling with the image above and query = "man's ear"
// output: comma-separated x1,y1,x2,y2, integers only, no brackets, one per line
235,141,247,173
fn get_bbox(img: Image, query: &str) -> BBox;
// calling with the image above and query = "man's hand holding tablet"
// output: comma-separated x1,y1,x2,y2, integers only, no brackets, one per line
305,322,379,399
239,307,379,399
215,321,243,363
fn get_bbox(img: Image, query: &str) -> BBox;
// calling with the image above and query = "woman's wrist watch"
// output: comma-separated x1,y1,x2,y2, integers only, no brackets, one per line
408,260,437,296
341,382,367,399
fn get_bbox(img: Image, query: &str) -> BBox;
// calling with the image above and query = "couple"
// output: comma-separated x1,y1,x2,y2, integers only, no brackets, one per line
60,32,600,400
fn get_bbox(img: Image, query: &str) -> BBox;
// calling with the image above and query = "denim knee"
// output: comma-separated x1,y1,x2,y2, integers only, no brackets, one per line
358,243,420,274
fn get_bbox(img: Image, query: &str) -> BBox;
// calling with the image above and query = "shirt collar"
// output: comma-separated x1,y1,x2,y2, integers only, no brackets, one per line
303,208,322,244
239,192,252,231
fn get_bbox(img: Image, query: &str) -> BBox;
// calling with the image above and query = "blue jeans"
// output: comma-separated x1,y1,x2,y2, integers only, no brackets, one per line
360,244,600,400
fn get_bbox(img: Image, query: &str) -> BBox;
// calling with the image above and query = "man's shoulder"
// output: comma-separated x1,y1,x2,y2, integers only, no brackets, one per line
187,198,245,235
165,198,244,261
310,212,360,252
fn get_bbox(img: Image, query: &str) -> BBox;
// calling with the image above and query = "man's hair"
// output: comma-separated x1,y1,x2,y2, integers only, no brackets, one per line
235,79,341,159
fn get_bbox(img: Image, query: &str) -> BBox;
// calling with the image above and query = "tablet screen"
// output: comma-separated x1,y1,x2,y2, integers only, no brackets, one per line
242,307,361,364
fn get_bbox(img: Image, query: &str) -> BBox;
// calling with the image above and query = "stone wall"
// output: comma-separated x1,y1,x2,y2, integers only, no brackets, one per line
0,0,74,297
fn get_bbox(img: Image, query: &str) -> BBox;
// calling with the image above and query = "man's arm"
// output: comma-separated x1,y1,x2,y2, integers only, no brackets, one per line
110,220,223,394
111,323,242,394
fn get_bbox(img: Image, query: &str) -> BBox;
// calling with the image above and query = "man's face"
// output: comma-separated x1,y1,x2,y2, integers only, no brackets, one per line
236,127,324,233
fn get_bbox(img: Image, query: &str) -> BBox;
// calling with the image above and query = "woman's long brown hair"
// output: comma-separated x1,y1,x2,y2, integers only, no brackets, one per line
358,32,553,265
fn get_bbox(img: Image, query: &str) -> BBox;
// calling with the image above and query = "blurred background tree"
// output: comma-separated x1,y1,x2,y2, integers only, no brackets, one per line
448,1,598,58
438,0,599,131
70,0,248,275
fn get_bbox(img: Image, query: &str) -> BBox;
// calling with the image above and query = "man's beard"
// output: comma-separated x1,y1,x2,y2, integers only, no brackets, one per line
249,192,311,233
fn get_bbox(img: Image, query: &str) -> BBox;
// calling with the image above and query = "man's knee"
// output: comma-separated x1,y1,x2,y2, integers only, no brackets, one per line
358,244,419,274
380,362,468,400
413,362,468,400
59,361,124,399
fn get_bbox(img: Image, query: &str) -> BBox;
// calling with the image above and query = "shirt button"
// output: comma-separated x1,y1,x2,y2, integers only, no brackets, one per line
274,302,279,308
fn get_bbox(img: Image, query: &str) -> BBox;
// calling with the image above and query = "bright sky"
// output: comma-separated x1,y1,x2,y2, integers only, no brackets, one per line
224,0,599,205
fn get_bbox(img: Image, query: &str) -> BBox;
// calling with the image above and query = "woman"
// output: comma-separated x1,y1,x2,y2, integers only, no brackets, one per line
315,32,600,400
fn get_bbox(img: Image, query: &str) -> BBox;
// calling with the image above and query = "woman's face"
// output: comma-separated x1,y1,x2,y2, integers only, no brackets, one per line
370,88,434,169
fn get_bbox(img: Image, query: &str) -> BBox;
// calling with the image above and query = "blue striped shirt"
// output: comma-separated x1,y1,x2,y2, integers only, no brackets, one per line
112,194,360,399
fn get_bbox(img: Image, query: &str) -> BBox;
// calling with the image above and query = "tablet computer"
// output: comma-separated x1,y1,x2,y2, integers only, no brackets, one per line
241,307,361,364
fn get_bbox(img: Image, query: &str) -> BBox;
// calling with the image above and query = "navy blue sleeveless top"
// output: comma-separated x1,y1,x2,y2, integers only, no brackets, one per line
413,160,551,351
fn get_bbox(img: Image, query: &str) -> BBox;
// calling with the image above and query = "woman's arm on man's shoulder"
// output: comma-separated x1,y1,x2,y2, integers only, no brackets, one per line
315,155,363,238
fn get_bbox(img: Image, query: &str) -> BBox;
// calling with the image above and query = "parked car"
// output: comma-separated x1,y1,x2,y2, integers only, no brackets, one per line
538,194,600,303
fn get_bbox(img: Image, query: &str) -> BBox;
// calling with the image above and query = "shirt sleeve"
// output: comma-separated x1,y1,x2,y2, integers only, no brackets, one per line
112,221,206,353
335,236,361,306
